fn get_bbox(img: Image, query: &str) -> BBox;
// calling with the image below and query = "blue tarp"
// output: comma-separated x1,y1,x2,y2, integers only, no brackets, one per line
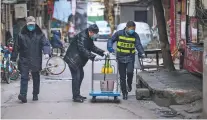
53,0,72,23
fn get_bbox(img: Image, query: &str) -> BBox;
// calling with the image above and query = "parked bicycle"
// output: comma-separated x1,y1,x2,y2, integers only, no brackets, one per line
41,48,66,76
1,44,19,84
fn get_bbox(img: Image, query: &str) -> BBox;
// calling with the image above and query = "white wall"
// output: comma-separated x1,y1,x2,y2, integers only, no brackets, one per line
188,0,196,16
87,2,104,16
202,0,207,9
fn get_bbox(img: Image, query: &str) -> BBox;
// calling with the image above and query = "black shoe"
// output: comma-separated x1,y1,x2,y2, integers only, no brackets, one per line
80,95,87,100
33,94,38,101
18,94,27,103
128,84,132,92
122,92,128,100
73,97,84,103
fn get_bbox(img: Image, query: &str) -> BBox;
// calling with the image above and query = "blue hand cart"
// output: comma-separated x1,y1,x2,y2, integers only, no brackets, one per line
89,56,121,103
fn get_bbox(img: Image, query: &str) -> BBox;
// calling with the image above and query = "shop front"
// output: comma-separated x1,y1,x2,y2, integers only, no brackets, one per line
179,0,204,75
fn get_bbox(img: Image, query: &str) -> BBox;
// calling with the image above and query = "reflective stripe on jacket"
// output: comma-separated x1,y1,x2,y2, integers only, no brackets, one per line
107,29,145,63
116,36,136,54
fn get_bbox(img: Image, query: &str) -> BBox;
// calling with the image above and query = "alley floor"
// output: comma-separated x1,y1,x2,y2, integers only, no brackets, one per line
1,41,182,119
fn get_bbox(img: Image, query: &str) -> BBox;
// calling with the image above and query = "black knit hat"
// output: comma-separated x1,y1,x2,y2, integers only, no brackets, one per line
88,24,99,34
126,21,136,27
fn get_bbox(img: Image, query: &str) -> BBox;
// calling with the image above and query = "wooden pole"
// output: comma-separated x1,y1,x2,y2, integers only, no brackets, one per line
153,0,175,71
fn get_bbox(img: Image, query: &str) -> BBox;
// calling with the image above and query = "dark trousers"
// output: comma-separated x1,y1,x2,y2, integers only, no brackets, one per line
20,68,40,96
118,61,134,94
69,66,84,99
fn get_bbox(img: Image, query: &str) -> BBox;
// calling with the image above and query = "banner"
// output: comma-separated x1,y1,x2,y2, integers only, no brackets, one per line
170,0,176,57
74,0,87,32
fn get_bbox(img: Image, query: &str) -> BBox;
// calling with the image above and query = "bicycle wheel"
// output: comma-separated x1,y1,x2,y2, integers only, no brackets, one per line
10,71,19,80
9,62,19,80
46,56,66,75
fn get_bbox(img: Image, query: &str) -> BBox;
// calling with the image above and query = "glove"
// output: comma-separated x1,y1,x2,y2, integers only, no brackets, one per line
103,51,109,56
107,47,114,53
141,53,146,58
44,54,50,59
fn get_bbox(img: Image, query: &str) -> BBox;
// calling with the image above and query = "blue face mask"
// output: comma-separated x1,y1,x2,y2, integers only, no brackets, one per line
27,25,35,31
127,29,135,35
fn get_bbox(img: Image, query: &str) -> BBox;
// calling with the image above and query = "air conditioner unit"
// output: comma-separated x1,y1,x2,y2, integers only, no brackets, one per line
14,4,27,18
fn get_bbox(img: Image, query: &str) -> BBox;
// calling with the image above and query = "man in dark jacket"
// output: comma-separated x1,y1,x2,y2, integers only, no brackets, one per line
63,24,108,103
107,21,145,100
11,16,51,103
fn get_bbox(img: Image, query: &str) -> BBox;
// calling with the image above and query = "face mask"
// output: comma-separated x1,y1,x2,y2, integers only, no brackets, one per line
91,34,98,40
27,25,35,31
127,29,135,35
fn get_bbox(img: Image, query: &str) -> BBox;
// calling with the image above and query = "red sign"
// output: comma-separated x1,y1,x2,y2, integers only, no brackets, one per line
184,47,203,74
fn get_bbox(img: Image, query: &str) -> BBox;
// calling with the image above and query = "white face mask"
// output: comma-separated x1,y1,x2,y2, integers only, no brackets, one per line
91,34,99,40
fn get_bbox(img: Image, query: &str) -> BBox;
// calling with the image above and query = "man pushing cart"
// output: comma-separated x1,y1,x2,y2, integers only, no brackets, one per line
107,21,145,100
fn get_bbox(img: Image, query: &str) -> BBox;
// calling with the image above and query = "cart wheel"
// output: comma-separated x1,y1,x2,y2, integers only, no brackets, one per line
114,96,120,103
91,96,96,103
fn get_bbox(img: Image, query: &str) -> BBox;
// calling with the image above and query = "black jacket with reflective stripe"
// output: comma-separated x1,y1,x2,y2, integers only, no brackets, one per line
116,35,136,54
107,29,144,63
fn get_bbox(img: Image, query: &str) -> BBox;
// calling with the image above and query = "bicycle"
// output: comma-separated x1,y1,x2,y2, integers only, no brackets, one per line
41,48,66,76
1,45,19,84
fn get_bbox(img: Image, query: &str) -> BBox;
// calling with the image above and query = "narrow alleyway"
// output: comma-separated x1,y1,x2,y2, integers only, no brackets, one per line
1,42,181,119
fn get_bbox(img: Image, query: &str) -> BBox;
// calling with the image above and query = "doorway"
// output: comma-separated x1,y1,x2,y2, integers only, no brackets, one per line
134,11,147,23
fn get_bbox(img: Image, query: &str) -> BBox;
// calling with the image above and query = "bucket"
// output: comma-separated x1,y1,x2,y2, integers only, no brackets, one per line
100,80,114,92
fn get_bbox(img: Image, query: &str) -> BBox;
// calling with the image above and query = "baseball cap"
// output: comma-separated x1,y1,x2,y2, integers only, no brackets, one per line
26,16,36,25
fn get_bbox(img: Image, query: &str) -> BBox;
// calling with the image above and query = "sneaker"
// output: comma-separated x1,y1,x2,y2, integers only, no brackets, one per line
73,97,84,103
128,84,132,92
122,92,128,100
18,94,27,103
33,94,38,101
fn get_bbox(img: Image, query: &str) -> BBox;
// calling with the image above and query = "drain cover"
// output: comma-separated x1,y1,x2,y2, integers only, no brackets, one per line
159,110,177,117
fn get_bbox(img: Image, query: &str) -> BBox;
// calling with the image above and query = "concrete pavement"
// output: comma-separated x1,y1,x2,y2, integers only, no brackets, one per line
1,41,182,119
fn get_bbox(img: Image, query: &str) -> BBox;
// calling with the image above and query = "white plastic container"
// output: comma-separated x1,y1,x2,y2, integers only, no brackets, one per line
100,80,114,92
